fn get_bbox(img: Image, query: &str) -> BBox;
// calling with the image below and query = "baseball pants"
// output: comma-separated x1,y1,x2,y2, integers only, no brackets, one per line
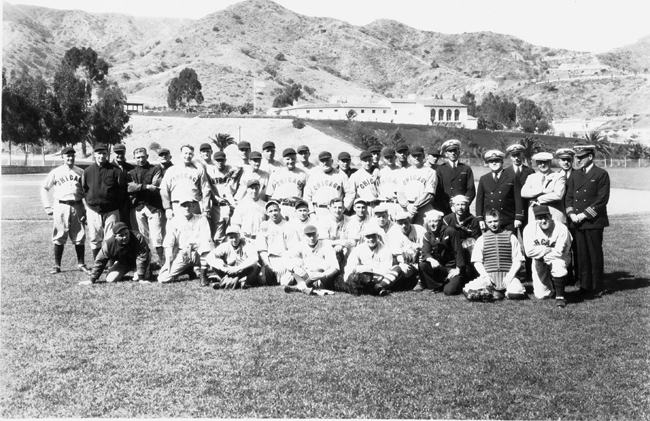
157,251,204,283
131,204,163,248
87,208,119,250
52,202,86,245
532,258,569,299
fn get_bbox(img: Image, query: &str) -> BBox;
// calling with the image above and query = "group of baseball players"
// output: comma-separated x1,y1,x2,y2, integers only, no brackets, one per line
42,137,610,307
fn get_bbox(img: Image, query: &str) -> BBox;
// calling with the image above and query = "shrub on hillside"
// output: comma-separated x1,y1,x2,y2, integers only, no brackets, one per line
275,52,286,61
292,118,305,129
149,142,161,153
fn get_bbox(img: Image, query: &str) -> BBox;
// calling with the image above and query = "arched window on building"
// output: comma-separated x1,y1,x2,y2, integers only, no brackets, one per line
454,109,460,121
430,109,436,121
446,109,452,121
439,109,444,121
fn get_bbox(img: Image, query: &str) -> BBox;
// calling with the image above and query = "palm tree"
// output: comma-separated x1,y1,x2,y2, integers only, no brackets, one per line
209,133,236,151
517,136,540,164
576,131,612,157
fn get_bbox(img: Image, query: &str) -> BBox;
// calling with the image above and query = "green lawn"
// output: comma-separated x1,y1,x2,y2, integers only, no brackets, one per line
1,179,649,418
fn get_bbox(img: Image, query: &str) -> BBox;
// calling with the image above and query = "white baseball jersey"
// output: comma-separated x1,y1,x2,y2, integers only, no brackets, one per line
399,165,437,202
261,159,284,175
42,165,84,202
349,168,380,202
230,197,267,238
304,168,353,209
266,167,308,200
387,223,427,256
160,161,211,211
522,221,572,264
377,166,400,200
235,167,269,201
204,162,236,204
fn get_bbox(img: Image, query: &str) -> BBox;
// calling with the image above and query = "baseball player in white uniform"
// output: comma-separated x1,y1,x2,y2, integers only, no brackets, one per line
349,151,380,215
398,146,437,225
160,144,211,219
41,146,90,275
201,145,238,244
523,205,573,307
304,151,354,219
377,147,402,218
266,148,308,219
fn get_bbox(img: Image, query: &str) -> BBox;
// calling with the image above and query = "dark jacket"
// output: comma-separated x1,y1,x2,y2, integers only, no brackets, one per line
434,162,476,212
422,226,465,269
476,170,524,227
90,230,150,279
565,165,610,229
82,162,126,213
443,212,482,240
128,163,163,209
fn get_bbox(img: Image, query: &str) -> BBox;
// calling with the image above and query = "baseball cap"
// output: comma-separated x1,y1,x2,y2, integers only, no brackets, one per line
282,148,296,157
176,193,197,205
226,225,241,236
374,204,389,214
484,150,505,161
213,151,226,160
250,151,262,159
112,222,129,235
337,151,350,160
411,146,424,156
294,199,309,209
304,225,318,235
395,144,409,153
297,145,310,153
238,141,251,150
93,144,108,152
247,179,260,188
533,205,551,217
382,147,395,157
61,146,75,155
319,151,333,160
359,151,372,161
506,144,525,154
113,144,126,153
200,143,212,152
368,145,381,154
262,141,276,150
555,148,576,159
395,210,411,221
158,148,171,156
354,198,367,206
426,147,441,157
532,152,553,161
265,200,281,210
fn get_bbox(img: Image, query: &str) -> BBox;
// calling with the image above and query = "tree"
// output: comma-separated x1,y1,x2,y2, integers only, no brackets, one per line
576,131,612,158
89,82,132,147
272,83,302,108
238,102,253,115
517,136,546,163
476,92,516,130
350,122,380,149
167,68,204,110
346,109,357,121
626,141,650,159
375,127,404,148
209,133,236,151
62,46,109,93
517,98,548,133
2,69,49,163
48,65,91,150
459,91,477,117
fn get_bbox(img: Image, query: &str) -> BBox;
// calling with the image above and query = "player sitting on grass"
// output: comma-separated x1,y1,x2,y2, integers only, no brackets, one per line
342,226,398,296
522,205,573,307
463,210,527,301
257,200,299,286
205,225,261,290
80,222,151,285
284,225,338,296
156,194,214,286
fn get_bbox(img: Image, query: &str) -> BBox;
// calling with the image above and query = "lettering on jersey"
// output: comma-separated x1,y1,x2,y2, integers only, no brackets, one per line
312,180,342,192
104,176,115,186
533,239,557,248
357,177,378,190
54,173,81,186
272,176,305,190
402,175,429,186
170,172,199,184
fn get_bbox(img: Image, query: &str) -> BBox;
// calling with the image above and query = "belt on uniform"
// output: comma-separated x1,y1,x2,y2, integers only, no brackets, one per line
59,200,82,206
243,234,257,239
379,198,398,203
314,203,329,208
364,200,380,206
278,199,297,206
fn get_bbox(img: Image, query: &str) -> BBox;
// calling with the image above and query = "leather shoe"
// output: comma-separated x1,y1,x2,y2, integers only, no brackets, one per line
49,266,61,275
556,298,566,308
78,264,91,275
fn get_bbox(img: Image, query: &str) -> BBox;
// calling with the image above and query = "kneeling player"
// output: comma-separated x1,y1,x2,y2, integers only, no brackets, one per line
157,195,214,285
464,210,527,300
80,222,151,285
284,225,339,296
206,225,261,289
523,205,573,307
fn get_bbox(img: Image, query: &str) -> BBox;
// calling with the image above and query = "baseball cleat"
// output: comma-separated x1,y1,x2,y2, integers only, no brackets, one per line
78,279,95,286
78,264,91,275
412,282,424,292
555,298,566,308
49,266,61,275
378,288,389,297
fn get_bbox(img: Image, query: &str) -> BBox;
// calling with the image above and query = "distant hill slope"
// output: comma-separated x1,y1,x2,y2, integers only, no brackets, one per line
3,0,649,120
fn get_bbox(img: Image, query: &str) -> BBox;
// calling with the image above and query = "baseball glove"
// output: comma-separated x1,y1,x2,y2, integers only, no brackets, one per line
462,287,495,302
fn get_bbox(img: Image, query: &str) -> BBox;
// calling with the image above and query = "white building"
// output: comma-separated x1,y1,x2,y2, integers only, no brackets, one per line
275,98,477,129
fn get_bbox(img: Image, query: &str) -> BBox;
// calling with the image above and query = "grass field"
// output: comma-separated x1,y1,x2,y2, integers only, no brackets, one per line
1,177,649,418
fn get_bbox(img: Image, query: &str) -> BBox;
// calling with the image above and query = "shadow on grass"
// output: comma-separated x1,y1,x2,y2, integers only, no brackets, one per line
607,271,650,292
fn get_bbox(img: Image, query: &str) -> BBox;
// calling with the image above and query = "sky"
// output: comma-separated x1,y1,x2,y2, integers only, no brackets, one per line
9,0,649,53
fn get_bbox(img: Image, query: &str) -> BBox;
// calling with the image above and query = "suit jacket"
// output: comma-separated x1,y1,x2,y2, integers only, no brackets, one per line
434,162,476,212
505,164,535,223
476,170,524,226
565,165,610,229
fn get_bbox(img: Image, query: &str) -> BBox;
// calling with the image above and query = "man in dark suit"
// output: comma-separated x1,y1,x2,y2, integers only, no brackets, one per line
434,139,476,216
556,147,579,283
476,150,524,233
505,143,535,221
565,145,610,296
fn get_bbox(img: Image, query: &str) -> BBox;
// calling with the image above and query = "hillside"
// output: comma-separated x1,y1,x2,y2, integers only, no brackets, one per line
3,0,649,120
